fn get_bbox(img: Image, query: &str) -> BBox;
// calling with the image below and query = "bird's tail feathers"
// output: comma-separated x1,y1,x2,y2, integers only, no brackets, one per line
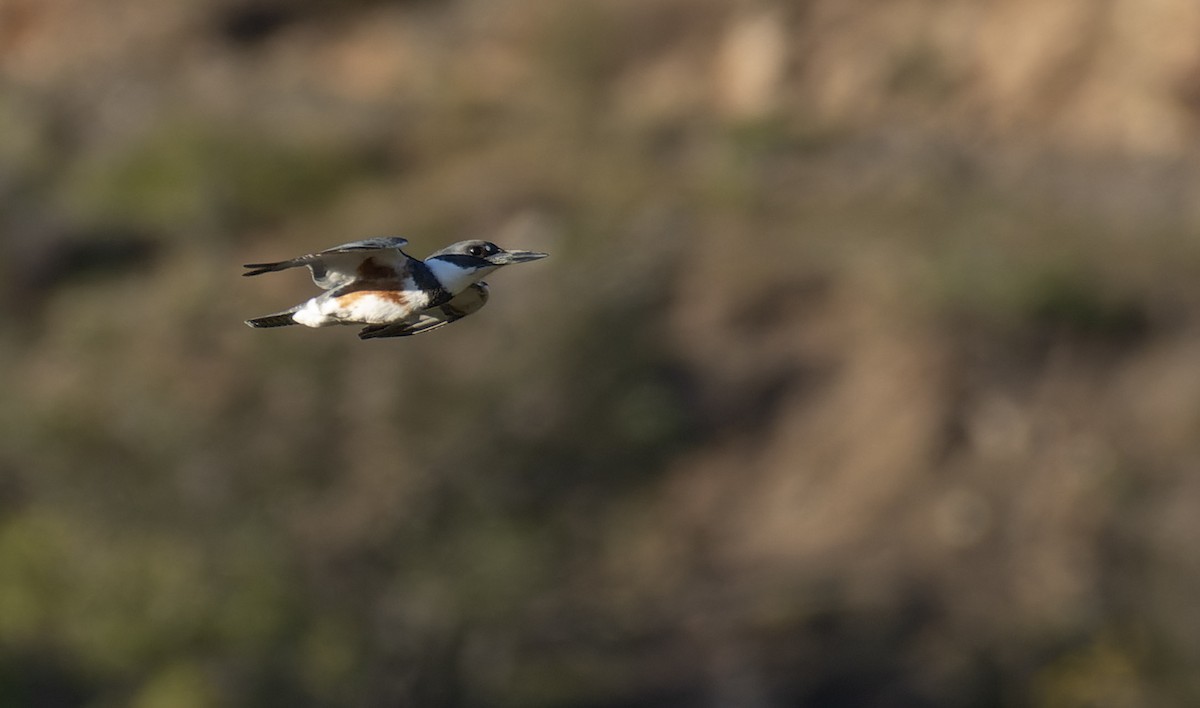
245,307,300,328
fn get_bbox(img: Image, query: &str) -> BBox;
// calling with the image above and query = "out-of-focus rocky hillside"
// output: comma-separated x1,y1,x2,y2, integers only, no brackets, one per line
4,1,1200,706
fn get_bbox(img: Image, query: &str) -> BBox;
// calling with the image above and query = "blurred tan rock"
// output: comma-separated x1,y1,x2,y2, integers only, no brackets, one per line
797,0,1200,153
714,8,787,120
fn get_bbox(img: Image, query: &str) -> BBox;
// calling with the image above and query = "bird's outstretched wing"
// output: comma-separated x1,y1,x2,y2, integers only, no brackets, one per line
242,237,411,290
358,282,490,339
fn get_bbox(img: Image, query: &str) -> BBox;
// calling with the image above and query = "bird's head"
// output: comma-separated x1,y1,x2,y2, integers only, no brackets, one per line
424,240,547,294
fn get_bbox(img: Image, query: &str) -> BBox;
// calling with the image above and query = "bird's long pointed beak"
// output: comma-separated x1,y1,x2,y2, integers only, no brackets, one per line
493,249,548,265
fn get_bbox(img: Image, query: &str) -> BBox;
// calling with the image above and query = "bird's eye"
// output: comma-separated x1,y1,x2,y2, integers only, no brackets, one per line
467,245,485,257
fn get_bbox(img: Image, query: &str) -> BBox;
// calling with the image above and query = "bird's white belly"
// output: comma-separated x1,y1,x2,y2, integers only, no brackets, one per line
294,290,424,327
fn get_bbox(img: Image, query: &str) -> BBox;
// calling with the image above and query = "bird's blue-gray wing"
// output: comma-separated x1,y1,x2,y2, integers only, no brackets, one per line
358,282,489,339
317,237,410,254
242,237,410,289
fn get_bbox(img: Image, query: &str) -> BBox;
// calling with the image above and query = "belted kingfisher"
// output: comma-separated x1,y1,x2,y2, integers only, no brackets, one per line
242,237,547,339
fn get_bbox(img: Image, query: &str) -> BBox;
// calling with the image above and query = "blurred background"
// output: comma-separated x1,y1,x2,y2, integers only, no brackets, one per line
3,0,1200,706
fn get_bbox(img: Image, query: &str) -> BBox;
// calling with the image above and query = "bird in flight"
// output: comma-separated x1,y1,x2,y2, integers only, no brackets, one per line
243,237,547,339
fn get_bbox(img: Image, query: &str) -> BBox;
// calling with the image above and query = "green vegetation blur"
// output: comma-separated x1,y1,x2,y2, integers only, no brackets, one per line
3,1,1200,706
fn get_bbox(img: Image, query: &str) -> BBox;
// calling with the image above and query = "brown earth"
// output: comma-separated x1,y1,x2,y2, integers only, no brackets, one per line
3,1,1200,705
